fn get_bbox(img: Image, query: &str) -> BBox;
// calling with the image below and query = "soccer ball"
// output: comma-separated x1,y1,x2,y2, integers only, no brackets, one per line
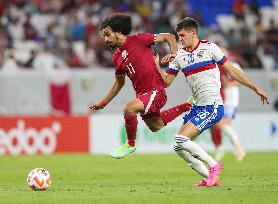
27,168,51,191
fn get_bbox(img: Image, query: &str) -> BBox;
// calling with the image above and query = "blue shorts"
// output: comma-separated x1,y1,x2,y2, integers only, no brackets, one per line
223,106,237,120
183,104,224,133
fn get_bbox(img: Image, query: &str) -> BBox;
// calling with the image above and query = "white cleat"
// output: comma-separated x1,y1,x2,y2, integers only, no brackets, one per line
234,146,246,162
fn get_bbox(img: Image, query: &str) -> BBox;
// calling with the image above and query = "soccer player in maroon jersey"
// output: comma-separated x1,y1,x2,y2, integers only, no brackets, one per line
90,13,193,159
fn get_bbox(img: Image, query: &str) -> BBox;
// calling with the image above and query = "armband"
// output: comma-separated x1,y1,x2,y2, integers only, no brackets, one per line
100,99,108,107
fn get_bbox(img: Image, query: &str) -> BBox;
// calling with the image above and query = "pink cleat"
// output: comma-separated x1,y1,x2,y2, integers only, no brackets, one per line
193,178,221,187
206,161,223,187
193,179,207,187
213,179,221,187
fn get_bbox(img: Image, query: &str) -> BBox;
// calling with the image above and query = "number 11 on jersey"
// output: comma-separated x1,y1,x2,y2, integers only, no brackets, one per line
127,63,136,75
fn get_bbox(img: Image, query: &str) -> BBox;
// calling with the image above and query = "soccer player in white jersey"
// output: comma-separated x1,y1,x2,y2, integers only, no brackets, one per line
157,17,269,187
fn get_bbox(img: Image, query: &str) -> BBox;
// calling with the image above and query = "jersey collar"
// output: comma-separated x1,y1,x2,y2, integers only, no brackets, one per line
183,40,201,53
119,36,130,50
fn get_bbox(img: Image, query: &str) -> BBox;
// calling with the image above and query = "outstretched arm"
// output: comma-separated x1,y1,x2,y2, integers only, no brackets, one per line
89,75,125,110
154,53,177,87
222,61,269,105
156,33,177,64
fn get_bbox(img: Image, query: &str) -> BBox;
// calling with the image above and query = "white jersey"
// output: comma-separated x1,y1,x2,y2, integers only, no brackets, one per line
166,40,227,106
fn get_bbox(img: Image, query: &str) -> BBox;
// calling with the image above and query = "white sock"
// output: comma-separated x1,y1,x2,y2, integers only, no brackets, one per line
175,135,217,168
174,145,209,178
222,125,240,147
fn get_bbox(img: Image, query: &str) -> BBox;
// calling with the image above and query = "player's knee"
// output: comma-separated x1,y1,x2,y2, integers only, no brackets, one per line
123,103,136,115
149,125,160,132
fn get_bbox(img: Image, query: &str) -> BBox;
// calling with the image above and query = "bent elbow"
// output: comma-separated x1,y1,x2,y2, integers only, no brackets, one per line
118,80,125,87
170,34,176,40
164,33,176,42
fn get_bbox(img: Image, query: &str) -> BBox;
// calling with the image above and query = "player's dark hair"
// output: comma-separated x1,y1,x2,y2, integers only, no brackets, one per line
100,13,132,35
175,17,198,34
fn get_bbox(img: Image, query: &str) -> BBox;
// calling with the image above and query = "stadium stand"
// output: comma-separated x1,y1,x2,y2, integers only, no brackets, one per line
0,0,277,71
0,0,277,114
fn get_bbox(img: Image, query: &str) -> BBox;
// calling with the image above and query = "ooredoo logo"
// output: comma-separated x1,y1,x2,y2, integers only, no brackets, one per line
0,120,61,155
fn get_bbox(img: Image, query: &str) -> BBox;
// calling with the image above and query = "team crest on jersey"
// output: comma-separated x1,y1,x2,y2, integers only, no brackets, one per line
197,51,204,58
122,50,128,60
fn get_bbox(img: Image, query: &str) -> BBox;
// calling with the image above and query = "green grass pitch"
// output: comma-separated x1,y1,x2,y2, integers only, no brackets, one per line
0,153,278,204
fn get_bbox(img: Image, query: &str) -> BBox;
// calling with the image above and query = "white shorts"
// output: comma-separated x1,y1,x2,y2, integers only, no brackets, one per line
224,106,237,120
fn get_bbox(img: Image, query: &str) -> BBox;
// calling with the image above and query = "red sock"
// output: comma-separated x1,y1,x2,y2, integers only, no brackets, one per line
160,103,192,126
210,127,222,147
124,115,138,147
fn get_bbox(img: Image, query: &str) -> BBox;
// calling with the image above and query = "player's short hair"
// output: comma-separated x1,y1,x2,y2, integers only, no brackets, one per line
175,17,198,34
100,13,132,35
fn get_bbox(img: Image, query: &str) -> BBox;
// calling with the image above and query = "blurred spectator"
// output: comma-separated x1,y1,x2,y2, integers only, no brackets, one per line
206,26,228,47
1,53,20,73
23,14,38,40
0,25,12,48
67,46,85,68
68,16,86,41
44,24,57,49
265,19,278,69
0,0,277,70
23,49,37,69
237,27,263,68
274,98,278,111
33,46,68,72
232,0,245,20
266,19,278,48
224,29,240,50
254,19,265,40
81,43,98,68
257,40,276,71
8,17,24,41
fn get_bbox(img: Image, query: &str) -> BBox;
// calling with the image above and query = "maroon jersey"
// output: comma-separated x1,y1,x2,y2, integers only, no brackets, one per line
112,33,166,95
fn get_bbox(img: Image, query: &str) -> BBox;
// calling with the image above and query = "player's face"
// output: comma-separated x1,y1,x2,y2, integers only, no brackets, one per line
101,27,119,50
177,29,195,49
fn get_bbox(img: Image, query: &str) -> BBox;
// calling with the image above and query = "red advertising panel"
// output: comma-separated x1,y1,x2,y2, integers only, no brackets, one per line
0,116,89,155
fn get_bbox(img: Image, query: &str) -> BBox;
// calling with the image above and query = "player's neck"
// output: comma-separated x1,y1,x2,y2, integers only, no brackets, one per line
117,35,127,47
186,38,200,51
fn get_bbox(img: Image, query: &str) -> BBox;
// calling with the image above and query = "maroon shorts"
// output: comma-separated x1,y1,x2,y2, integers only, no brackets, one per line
137,88,167,119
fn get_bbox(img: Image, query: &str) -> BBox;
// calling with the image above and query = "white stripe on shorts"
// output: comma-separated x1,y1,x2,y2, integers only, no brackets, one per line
144,90,157,114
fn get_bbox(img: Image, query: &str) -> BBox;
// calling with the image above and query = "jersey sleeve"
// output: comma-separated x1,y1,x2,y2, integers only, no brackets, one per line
114,65,126,76
210,43,227,65
166,57,180,76
112,52,126,76
136,33,156,47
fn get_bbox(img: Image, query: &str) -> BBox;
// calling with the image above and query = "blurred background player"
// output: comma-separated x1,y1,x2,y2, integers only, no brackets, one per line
210,45,246,161
90,13,193,159
156,17,269,187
